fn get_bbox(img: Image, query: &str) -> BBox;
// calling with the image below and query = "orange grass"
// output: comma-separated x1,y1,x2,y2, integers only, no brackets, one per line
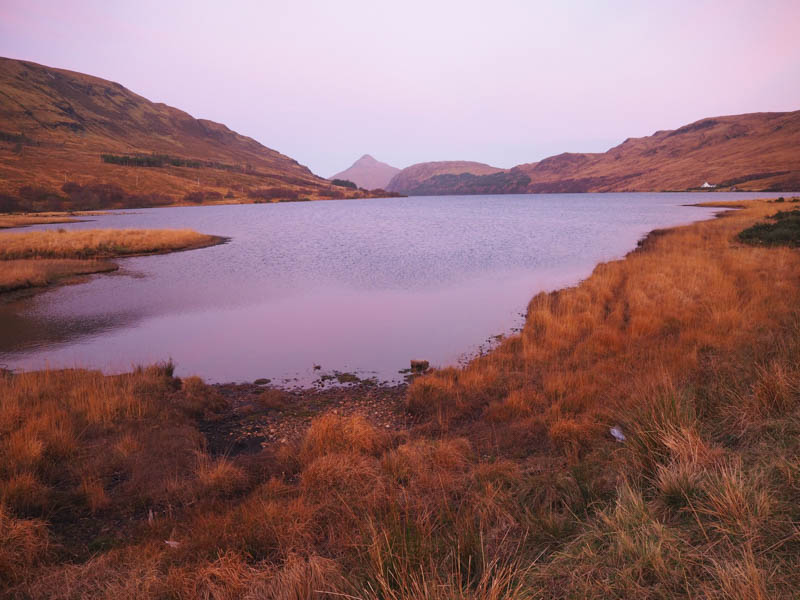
0,214,79,230
409,201,799,435
0,258,117,292
0,227,223,293
0,228,222,260
2,199,800,597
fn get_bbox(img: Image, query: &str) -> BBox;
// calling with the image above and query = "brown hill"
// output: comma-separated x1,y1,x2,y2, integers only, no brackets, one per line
330,154,400,190
0,57,369,210
386,161,505,195
387,112,800,195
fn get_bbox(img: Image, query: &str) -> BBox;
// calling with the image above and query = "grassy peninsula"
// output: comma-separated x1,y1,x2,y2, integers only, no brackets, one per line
0,214,81,230
1,199,799,598
0,228,224,293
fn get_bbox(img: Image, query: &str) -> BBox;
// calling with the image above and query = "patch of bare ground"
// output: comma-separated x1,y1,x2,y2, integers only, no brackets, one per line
202,381,413,455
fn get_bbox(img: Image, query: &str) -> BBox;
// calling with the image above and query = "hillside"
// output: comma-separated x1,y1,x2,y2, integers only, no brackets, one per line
386,160,505,195
386,112,800,195
0,57,369,210
330,154,400,190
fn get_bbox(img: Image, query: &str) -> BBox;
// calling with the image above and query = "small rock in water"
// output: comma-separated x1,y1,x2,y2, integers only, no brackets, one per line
254,378,271,385
410,359,429,372
609,425,626,443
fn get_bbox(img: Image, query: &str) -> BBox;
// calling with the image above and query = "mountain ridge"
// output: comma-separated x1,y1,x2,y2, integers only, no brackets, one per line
0,57,371,207
386,160,505,194
386,111,800,195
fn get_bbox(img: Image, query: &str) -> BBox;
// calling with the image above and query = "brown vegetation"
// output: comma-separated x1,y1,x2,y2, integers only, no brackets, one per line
386,112,800,194
0,214,79,230
2,199,799,597
0,259,117,293
0,228,223,293
0,228,222,260
0,57,385,211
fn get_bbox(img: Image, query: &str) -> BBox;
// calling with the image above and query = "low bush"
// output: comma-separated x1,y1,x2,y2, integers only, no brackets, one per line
737,209,800,247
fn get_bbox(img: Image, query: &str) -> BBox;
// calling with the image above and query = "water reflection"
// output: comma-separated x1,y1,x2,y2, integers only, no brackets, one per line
0,193,777,383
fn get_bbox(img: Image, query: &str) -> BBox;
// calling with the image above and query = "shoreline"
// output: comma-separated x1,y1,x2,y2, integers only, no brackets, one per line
3,196,800,595
0,230,227,297
0,199,727,382
4,200,734,396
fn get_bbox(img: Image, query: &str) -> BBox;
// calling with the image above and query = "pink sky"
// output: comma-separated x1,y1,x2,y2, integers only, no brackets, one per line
1,0,798,176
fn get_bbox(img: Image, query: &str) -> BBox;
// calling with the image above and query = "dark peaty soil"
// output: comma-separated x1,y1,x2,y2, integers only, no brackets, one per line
200,380,414,457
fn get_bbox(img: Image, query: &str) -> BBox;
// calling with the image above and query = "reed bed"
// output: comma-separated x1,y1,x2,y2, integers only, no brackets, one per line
2,199,799,598
0,228,220,260
0,259,117,292
0,215,78,230
0,228,222,293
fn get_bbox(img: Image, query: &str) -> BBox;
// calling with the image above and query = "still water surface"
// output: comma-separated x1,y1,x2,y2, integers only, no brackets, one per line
0,193,773,383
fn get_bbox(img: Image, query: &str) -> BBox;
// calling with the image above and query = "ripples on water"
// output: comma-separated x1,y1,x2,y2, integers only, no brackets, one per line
0,192,776,383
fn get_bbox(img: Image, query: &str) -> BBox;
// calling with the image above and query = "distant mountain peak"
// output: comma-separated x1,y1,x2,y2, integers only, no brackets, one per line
331,154,400,190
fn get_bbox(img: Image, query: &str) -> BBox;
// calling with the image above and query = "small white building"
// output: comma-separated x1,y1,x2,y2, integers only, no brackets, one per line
701,181,717,188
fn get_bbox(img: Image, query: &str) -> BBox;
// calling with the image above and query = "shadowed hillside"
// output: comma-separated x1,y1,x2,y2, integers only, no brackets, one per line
387,112,800,195
330,154,400,190
0,57,373,209
386,160,505,195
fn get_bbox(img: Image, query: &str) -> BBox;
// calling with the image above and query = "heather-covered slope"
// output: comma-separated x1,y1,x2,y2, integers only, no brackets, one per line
387,112,800,195
0,57,365,207
330,154,400,190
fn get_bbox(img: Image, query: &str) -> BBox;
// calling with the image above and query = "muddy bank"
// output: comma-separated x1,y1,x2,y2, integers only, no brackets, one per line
202,379,414,456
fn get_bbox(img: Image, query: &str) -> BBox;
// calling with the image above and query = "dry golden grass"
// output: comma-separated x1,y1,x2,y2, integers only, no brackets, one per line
0,505,49,586
0,258,117,292
299,413,390,464
0,228,221,260
0,228,223,293
3,199,800,597
408,201,799,434
0,214,79,229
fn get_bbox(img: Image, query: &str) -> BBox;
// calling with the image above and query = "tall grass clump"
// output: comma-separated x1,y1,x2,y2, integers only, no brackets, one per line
0,228,220,259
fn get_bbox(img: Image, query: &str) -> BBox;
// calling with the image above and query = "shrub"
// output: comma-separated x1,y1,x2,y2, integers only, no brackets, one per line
247,187,299,201
331,179,356,189
0,505,49,585
299,414,388,464
60,182,173,211
737,209,800,247
0,194,21,213
193,455,247,498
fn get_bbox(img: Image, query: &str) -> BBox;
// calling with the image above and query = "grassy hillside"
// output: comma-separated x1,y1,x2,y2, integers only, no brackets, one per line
0,57,377,210
2,198,799,597
386,112,800,195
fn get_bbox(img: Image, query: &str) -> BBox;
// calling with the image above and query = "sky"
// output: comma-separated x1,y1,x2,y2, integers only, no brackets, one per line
1,0,799,177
